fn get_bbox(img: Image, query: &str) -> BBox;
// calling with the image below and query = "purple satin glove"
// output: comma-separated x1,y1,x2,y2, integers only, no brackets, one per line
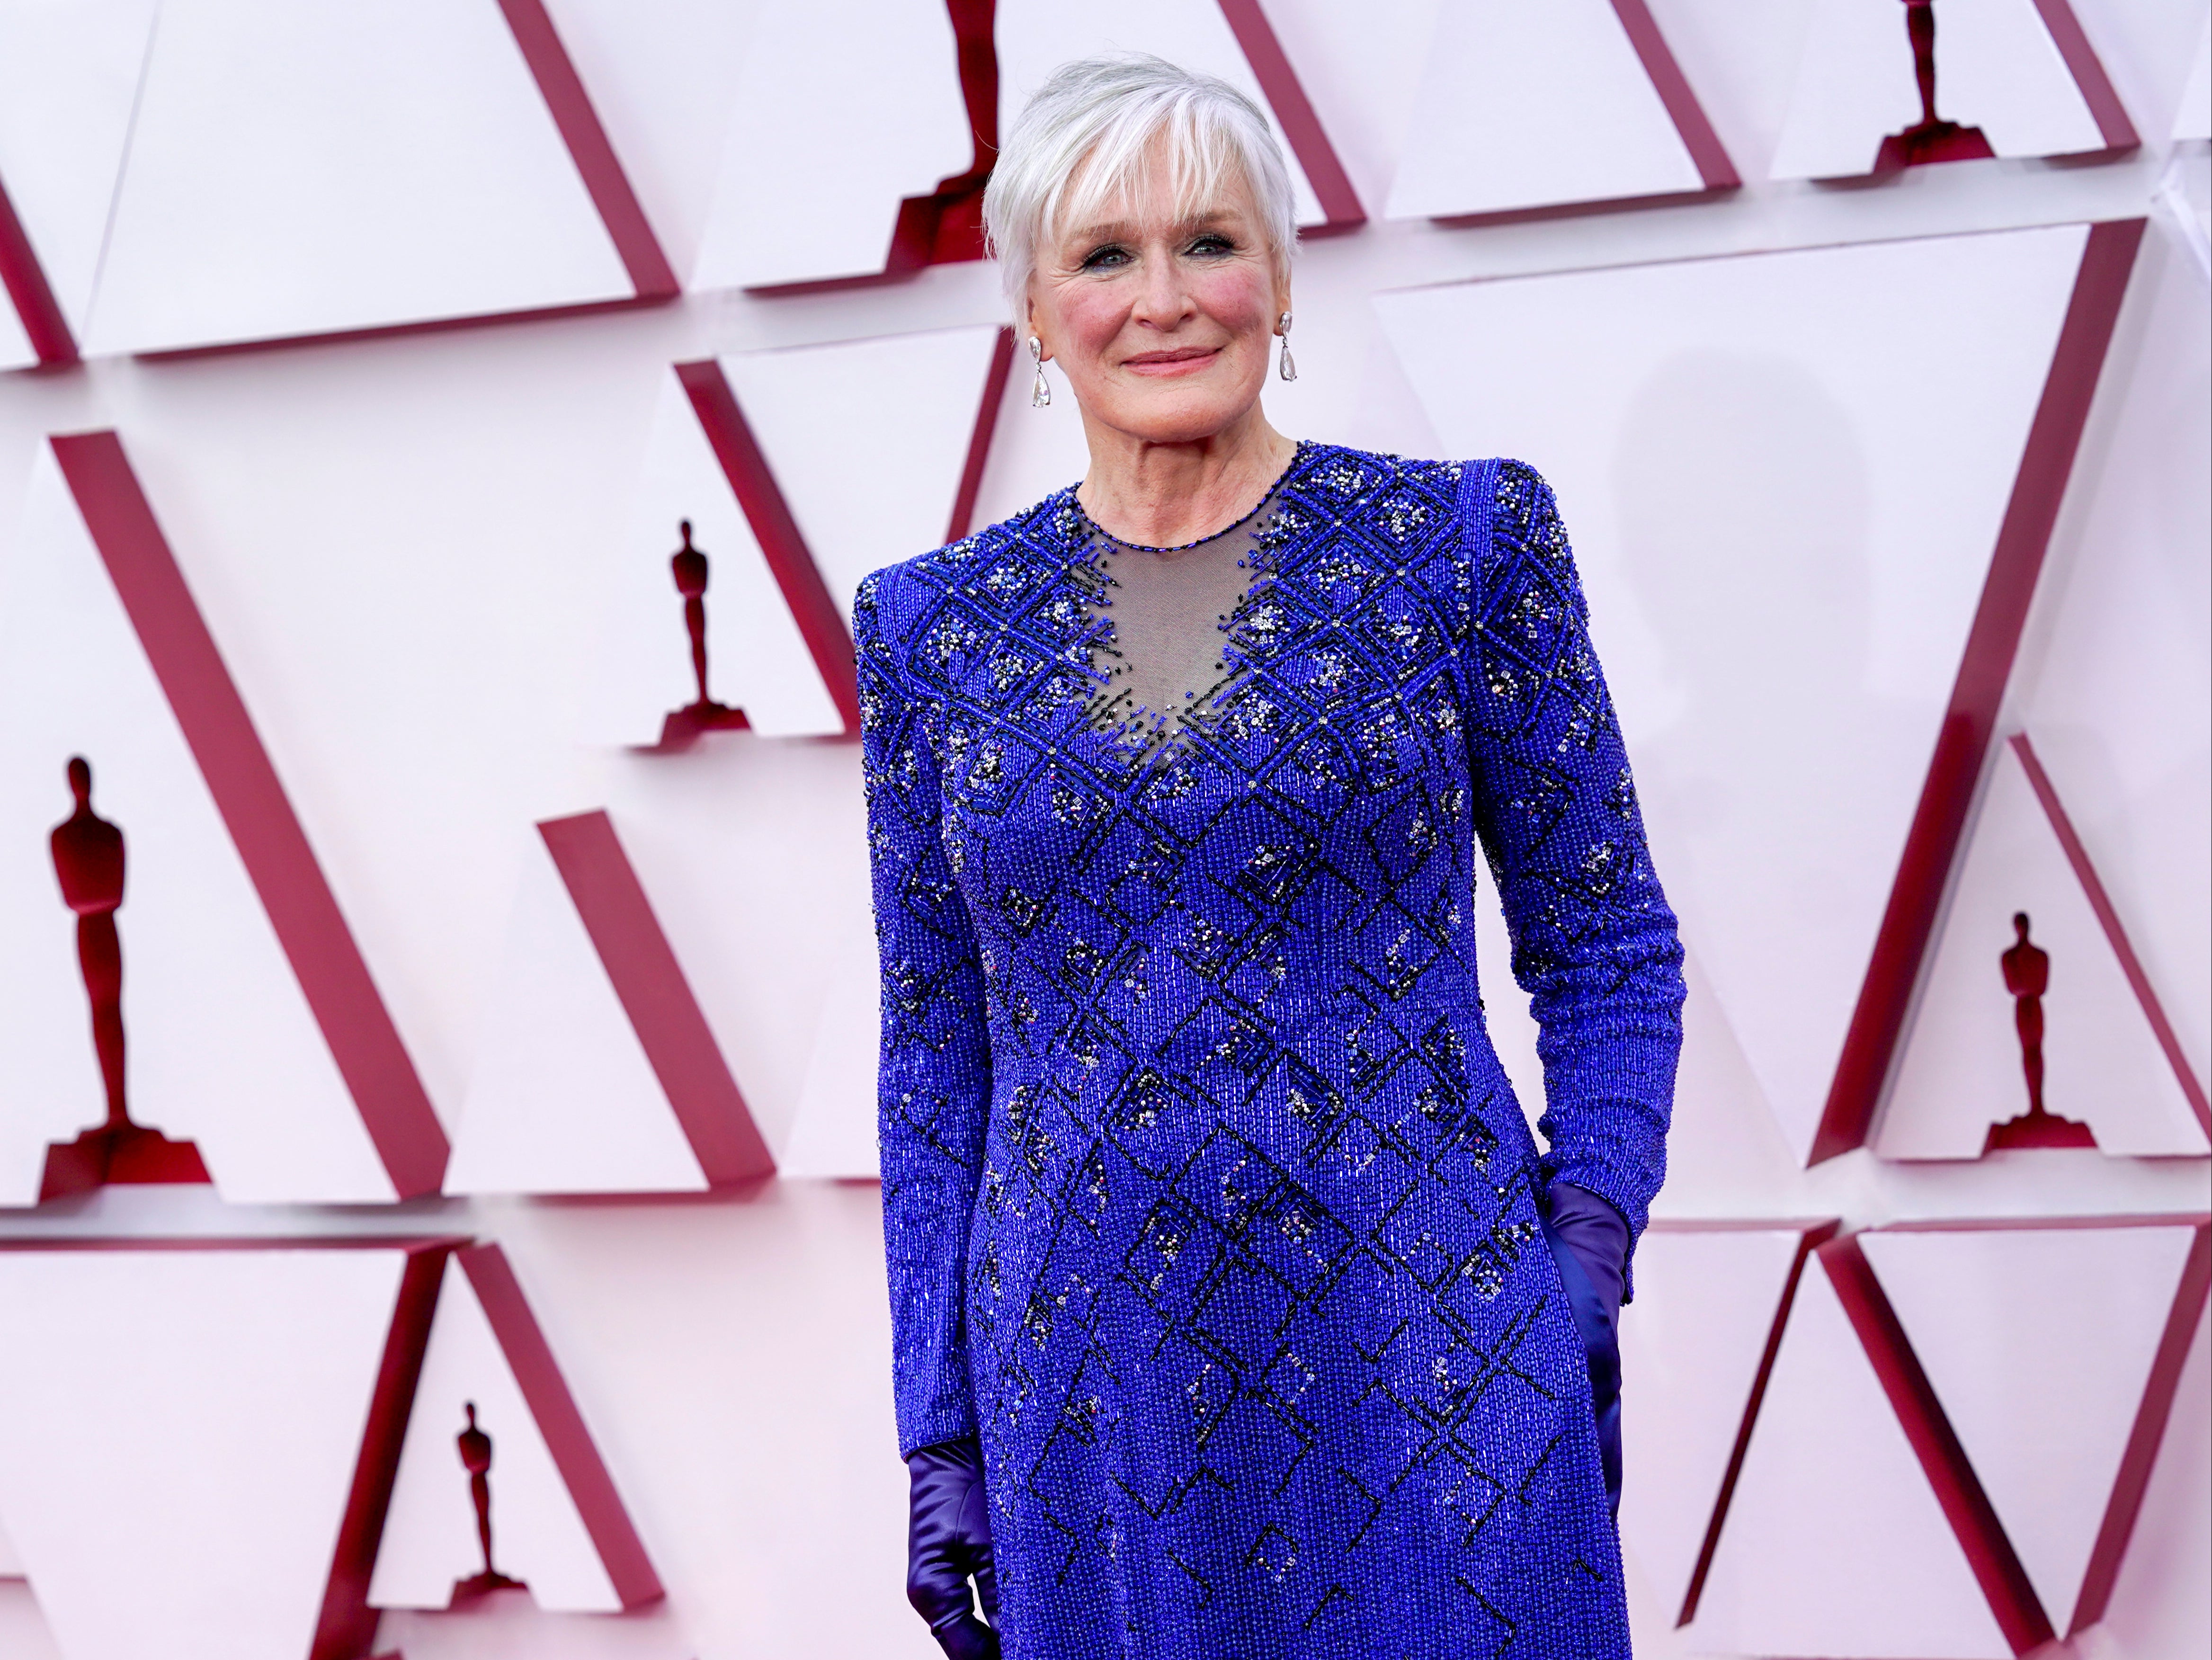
1543,1181,1629,1517
1547,1181,1627,1313
905,1437,1000,1658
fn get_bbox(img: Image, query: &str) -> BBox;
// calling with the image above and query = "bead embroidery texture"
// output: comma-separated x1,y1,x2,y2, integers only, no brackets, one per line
854,445,1685,1660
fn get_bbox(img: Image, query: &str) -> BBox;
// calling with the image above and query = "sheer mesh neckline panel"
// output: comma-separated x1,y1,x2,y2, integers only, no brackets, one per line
1073,468,1293,764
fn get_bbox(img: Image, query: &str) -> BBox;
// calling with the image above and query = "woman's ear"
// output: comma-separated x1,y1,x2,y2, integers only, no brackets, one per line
1024,288,1046,362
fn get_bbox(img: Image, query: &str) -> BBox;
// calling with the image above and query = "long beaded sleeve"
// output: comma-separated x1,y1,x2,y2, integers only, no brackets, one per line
1461,461,1685,1275
854,565,993,1455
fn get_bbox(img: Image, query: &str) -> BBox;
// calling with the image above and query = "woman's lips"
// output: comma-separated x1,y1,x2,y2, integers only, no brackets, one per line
1122,347,1220,377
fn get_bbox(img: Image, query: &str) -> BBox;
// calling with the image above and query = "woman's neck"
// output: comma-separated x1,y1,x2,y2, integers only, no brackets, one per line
1074,407,1297,547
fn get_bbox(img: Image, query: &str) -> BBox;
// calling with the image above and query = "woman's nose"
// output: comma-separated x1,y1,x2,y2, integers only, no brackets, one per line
1128,249,1193,327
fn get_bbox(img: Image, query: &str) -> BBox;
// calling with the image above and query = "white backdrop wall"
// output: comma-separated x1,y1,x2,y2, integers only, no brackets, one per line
0,1,2207,1657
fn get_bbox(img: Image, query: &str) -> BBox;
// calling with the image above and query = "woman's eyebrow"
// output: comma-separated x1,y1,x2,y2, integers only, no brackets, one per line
1065,208,1240,246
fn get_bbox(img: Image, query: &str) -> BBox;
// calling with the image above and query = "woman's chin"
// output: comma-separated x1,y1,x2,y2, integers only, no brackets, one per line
1093,378,1267,445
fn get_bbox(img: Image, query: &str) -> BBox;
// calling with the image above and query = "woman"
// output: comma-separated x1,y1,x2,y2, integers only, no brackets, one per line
855,54,1683,1660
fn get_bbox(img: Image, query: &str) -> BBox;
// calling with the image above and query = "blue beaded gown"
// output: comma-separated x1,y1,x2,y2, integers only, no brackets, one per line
855,444,1685,1660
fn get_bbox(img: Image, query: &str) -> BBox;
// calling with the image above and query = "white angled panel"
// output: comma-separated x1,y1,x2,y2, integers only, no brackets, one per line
653,326,1010,1181
446,832,707,1196
1863,1223,2202,1625
2165,150,2212,286
996,0,1327,226
2098,1303,2212,1659
1377,224,2087,1161
581,369,842,746
778,901,882,1179
2179,19,2212,141
0,1249,406,1660
1221,0,1450,214
0,261,31,371
0,1583,61,1660
85,0,630,353
0,0,157,339
0,452,393,1204
724,325,1004,607
581,372,748,745
691,0,969,292
536,0,760,278
2022,214,2212,1089
371,1257,622,1612
1386,0,1703,220
603,741,875,1172
1697,1256,2011,1658
1619,1226,1810,1622
1661,948,1812,1196
1771,0,2105,179
1880,742,2206,1157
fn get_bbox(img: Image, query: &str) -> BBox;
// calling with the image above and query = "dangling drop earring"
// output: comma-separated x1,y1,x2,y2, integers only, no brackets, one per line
1276,312,1296,383
1029,335,1052,408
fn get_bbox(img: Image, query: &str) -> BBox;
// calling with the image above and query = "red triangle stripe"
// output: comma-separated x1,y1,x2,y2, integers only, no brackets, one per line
458,1243,664,1607
0,171,74,365
538,810,774,1185
1812,218,2146,1161
674,359,860,733
49,429,449,1196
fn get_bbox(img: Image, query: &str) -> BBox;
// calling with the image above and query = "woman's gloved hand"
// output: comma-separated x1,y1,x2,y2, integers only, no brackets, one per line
905,1436,1001,1659
1542,1181,1629,1518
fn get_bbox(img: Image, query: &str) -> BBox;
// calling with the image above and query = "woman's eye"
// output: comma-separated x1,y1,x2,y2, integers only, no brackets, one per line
1186,234,1234,257
1081,245,1131,270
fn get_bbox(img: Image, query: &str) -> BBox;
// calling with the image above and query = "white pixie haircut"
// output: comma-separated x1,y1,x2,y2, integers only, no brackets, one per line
983,54,1298,321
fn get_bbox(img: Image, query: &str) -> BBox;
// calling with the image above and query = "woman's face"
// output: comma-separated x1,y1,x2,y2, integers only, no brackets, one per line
1027,147,1288,446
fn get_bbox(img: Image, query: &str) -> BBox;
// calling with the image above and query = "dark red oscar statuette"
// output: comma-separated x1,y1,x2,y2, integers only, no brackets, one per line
1983,911,2096,1152
1875,0,1995,172
453,1400,529,1602
653,518,752,751
39,756,210,1199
